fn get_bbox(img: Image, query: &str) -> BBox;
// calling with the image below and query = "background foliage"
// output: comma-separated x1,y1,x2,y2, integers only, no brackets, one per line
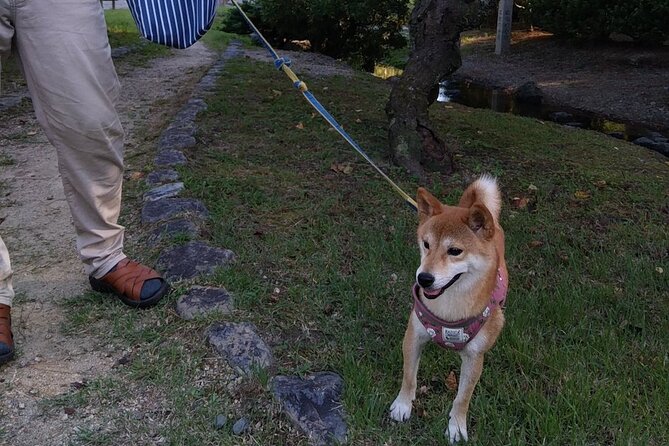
524,0,669,44
220,0,410,70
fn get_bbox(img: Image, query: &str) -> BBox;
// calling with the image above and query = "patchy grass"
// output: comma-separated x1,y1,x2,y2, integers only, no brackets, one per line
104,9,170,63
55,52,668,445
186,57,668,444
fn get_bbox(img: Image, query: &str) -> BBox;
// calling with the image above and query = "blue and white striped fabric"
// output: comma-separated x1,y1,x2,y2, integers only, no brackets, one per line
126,0,218,49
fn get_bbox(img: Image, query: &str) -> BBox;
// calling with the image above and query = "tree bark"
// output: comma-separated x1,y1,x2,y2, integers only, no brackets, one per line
387,0,475,179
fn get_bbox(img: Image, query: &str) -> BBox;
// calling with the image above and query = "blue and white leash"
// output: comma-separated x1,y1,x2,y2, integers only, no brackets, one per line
229,0,417,211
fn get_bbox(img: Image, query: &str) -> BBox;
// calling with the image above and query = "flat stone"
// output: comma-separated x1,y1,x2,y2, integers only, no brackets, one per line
174,99,208,122
147,218,200,245
143,182,184,202
564,122,585,129
146,169,180,186
232,417,249,435
176,286,233,320
215,414,227,430
155,149,187,167
208,322,273,375
272,373,348,446
156,241,235,281
632,137,669,156
159,132,196,151
141,198,209,224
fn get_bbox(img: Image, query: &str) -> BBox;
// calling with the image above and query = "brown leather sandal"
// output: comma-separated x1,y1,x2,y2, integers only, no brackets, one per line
89,259,170,308
0,304,14,365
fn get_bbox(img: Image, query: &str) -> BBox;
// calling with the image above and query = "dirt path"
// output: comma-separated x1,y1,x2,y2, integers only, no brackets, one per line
0,42,216,445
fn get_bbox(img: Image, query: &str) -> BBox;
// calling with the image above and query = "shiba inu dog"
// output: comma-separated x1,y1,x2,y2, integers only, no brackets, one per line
389,175,509,443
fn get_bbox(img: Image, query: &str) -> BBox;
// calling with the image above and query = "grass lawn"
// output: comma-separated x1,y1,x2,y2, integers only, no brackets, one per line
58,41,668,444
104,9,170,63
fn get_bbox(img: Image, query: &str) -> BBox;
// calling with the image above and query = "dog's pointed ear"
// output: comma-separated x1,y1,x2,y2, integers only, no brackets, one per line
467,203,495,240
417,187,443,224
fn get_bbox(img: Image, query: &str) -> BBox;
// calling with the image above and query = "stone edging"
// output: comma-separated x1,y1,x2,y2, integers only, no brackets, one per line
140,41,348,444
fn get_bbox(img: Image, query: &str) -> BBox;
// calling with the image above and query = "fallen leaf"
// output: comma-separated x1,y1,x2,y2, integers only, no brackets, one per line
419,385,429,395
26,130,37,136
295,122,305,130
129,171,144,181
594,180,607,188
355,118,362,123
330,162,353,175
656,267,664,274
574,190,590,199
528,184,538,192
271,89,282,96
529,240,544,248
446,371,458,391
512,197,529,209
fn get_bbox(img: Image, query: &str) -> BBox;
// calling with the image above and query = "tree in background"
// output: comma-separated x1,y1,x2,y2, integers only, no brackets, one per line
386,0,478,178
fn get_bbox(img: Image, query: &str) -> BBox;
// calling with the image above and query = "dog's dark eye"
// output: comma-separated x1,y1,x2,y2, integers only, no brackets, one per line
423,240,430,250
447,247,463,256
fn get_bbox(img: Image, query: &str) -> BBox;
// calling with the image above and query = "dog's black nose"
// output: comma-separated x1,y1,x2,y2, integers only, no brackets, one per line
417,272,435,288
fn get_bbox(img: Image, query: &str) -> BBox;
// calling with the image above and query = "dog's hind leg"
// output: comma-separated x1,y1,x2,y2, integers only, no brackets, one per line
447,351,485,443
390,314,429,422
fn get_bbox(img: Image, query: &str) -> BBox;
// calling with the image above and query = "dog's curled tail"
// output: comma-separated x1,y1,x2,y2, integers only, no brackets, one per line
460,174,502,222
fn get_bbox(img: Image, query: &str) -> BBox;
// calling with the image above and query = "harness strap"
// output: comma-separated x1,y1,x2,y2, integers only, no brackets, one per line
412,269,507,351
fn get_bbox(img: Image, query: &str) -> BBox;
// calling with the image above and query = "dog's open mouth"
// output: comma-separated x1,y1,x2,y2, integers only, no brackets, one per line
421,273,463,299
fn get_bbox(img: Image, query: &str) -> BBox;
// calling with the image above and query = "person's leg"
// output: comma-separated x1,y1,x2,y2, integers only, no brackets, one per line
0,0,16,364
13,0,167,306
0,237,14,364
14,0,125,278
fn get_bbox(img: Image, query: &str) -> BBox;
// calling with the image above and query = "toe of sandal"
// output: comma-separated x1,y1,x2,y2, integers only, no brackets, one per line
90,259,170,308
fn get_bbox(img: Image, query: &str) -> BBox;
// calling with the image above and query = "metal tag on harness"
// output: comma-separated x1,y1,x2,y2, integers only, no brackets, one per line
442,327,469,343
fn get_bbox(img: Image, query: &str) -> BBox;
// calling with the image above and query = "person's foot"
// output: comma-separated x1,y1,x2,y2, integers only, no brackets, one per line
0,304,14,365
89,259,170,308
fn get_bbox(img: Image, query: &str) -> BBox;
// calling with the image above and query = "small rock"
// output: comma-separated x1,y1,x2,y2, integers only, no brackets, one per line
147,218,200,245
154,149,187,167
215,414,227,430
141,198,209,225
176,286,234,320
232,417,249,435
156,241,235,281
208,322,273,375
158,133,196,152
143,182,185,202
146,169,180,187
272,373,348,445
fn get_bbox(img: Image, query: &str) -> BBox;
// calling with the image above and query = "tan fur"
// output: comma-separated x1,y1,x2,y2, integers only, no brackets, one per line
390,176,508,443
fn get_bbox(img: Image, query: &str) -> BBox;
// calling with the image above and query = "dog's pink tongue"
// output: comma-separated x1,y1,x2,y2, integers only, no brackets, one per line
423,288,441,298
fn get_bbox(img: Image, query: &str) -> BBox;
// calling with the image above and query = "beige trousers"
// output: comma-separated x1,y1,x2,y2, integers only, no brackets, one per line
0,0,129,306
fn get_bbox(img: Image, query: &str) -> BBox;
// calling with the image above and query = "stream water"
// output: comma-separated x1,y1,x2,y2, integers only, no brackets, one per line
437,79,669,157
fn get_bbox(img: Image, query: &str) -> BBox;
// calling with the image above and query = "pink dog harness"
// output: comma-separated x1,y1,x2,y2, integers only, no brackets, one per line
413,269,508,351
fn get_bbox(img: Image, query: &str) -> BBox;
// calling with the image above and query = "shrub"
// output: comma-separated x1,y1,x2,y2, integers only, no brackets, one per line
219,0,410,71
525,0,669,44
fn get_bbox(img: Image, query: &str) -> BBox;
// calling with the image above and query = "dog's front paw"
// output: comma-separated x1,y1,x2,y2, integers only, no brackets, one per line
446,415,468,443
389,396,413,422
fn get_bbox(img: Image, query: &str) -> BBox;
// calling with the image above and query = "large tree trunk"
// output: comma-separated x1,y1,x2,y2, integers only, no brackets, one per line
387,0,475,179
